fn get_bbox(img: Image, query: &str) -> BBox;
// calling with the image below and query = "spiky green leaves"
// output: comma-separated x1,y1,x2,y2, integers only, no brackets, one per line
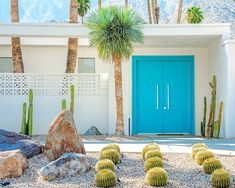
203,158,223,174
195,150,214,165
145,167,168,186
186,6,204,24
144,157,163,172
95,169,117,188
141,143,160,160
100,149,120,165
145,150,163,161
95,159,115,172
211,169,231,188
86,6,145,62
192,147,207,160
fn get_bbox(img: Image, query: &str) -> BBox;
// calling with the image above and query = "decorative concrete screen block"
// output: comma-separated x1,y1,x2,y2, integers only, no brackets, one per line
0,73,108,96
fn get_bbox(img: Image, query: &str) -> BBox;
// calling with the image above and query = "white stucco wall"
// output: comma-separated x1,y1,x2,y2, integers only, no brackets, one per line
0,44,211,136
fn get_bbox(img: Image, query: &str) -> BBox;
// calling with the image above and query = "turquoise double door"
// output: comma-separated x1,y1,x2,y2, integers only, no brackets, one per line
132,56,194,135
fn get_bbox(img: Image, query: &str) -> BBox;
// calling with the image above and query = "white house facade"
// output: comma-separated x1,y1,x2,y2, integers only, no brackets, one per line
0,23,235,138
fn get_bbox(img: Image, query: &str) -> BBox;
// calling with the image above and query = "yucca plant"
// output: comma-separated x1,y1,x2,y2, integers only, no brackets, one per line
87,6,144,135
186,6,204,24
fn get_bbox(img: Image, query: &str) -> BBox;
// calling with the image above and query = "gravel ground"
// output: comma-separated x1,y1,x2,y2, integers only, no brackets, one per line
2,152,235,188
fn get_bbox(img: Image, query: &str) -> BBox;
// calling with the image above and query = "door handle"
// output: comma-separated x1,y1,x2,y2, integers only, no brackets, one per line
167,84,170,110
156,84,159,110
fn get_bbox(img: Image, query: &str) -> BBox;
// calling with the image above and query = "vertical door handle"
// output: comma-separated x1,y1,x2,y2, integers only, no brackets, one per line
167,84,170,110
156,85,159,110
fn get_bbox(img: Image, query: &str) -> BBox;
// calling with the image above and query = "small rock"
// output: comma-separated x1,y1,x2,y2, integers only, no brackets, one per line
39,153,91,181
84,126,102,135
0,129,43,159
44,110,86,161
0,150,27,179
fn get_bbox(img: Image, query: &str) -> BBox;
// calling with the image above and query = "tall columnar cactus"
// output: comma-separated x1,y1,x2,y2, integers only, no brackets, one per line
201,97,207,137
213,102,223,139
70,84,74,113
61,99,67,110
21,89,33,137
206,75,216,139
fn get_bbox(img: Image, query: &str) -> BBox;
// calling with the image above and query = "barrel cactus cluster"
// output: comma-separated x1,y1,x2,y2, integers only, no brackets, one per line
141,143,168,187
191,143,232,188
95,143,121,187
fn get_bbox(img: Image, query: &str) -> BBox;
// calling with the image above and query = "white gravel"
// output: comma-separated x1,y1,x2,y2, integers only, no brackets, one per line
2,152,235,188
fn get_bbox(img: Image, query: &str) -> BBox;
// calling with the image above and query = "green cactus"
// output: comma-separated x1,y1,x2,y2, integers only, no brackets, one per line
207,75,217,138
141,143,160,160
21,89,33,137
95,159,115,172
70,85,74,114
192,143,208,150
61,99,67,110
203,158,223,174
101,144,120,154
144,157,163,172
192,147,207,160
214,102,223,139
145,167,168,186
21,102,27,134
95,169,116,188
211,169,231,188
195,150,214,165
145,150,163,161
100,149,120,165
201,97,207,137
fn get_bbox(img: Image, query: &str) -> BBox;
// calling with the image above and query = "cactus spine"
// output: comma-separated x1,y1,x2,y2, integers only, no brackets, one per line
70,84,74,114
21,89,33,136
206,75,216,139
214,102,223,139
201,97,207,137
61,99,67,110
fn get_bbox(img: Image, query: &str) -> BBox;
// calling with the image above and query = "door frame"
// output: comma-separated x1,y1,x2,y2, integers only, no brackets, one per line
132,55,195,135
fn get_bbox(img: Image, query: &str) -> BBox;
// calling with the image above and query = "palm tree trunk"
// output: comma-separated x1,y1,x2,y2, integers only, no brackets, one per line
113,55,124,136
155,0,160,24
66,0,78,73
151,0,156,24
125,0,128,8
11,0,24,73
98,0,102,9
147,0,152,24
177,0,183,24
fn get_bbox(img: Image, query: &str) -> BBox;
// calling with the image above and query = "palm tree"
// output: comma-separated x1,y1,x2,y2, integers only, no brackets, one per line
151,0,159,24
77,0,90,23
98,0,102,9
11,0,24,73
177,0,183,24
66,0,78,73
87,6,144,135
147,0,152,24
186,6,204,24
125,0,128,8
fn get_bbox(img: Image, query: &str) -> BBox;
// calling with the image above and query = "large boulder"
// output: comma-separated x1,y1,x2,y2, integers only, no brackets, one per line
84,126,102,136
39,153,91,181
44,110,86,161
0,150,27,179
0,129,44,158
